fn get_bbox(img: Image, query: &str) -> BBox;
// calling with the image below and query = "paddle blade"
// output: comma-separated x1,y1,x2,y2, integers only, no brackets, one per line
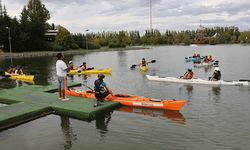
130,64,137,68
150,60,156,63
5,75,11,78
239,79,250,82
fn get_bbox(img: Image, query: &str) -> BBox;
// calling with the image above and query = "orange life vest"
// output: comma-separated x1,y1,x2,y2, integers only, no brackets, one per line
17,69,22,75
82,65,87,71
186,72,193,79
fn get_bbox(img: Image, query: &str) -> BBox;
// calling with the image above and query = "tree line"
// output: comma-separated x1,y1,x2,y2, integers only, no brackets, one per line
1,0,250,53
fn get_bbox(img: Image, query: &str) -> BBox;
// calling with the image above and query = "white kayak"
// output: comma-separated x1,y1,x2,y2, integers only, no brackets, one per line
146,75,249,86
194,60,219,68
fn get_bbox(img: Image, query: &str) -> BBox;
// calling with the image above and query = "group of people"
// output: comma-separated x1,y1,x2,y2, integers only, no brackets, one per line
7,65,23,75
182,54,220,81
56,53,112,102
67,61,87,71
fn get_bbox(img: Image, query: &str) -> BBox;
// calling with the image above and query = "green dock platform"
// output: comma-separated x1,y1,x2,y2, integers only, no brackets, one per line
0,82,120,130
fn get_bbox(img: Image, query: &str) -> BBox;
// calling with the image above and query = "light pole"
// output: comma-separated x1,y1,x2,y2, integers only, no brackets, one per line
6,27,12,53
86,29,89,50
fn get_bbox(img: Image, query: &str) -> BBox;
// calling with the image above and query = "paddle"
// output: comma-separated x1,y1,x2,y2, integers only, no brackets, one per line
130,60,156,68
239,79,250,82
82,83,94,91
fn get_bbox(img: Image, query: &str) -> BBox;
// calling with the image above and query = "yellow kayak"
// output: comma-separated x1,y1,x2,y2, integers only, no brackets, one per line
67,69,112,74
5,72,34,80
140,65,148,72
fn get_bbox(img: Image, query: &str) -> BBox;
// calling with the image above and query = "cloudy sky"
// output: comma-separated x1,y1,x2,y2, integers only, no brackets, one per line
2,0,250,35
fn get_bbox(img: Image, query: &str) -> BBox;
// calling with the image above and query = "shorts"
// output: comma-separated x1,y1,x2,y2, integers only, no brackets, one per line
95,91,110,100
58,76,67,90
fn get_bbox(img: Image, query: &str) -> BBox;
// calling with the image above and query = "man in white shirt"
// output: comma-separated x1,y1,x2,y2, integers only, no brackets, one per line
56,53,73,101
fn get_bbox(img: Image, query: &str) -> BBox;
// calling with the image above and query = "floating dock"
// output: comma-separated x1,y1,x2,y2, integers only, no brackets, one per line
0,82,120,130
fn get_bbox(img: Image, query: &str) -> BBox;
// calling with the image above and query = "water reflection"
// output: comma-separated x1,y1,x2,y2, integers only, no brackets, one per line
95,112,113,140
116,106,185,125
179,85,193,102
60,116,77,150
211,86,221,104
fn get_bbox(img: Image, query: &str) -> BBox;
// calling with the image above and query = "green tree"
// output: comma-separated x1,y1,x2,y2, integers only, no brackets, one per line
55,25,73,48
182,36,190,45
20,0,50,50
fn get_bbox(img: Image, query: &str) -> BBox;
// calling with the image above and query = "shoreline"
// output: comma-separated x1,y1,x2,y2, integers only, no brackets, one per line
0,47,150,59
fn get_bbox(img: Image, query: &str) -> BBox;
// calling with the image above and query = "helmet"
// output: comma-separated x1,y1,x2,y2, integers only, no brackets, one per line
69,61,72,64
209,54,212,56
187,68,192,71
98,73,105,79
83,62,86,65
9,65,13,68
214,67,219,71
142,58,145,60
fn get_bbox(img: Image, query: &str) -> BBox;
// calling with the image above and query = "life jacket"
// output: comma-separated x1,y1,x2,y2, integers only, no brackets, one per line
7,69,14,74
67,64,73,70
17,69,22,75
204,58,208,63
94,79,105,93
82,65,87,71
186,72,194,79
209,57,212,61
142,61,146,66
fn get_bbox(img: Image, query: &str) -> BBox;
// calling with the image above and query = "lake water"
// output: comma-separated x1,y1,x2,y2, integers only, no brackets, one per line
0,45,250,150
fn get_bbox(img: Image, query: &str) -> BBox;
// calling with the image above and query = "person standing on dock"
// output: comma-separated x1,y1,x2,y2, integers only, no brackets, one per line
56,53,72,101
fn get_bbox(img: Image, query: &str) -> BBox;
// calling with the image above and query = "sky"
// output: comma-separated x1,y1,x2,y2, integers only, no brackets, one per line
2,0,250,35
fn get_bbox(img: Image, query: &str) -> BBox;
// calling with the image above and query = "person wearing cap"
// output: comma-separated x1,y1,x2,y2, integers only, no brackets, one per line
67,61,77,70
15,66,23,75
139,58,148,66
209,54,213,62
181,68,194,79
81,62,87,71
94,73,113,103
56,53,73,101
7,65,15,74
209,67,221,81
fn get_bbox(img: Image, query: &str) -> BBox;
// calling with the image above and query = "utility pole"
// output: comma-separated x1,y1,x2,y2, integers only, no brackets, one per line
86,29,89,50
6,27,12,53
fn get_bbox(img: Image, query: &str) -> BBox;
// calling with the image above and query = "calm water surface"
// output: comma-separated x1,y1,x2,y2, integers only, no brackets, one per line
0,45,250,150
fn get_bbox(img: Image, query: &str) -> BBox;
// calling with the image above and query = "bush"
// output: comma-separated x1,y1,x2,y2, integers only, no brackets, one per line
108,42,116,48
209,37,216,45
70,43,79,49
53,44,66,51
121,43,126,47
44,42,56,51
74,41,83,48
115,43,121,47
81,41,101,49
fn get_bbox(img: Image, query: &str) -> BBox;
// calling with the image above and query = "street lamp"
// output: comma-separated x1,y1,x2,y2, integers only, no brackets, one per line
86,29,89,50
6,27,12,53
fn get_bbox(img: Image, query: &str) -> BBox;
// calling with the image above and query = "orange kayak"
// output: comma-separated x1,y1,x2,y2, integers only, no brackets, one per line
65,89,186,110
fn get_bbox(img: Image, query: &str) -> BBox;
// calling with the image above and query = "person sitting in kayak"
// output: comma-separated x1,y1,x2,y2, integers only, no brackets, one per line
82,62,87,71
193,53,196,58
209,54,214,62
94,73,113,102
7,65,15,74
202,56,210,64
139,58,148,66
197,54,201,58
67,61,77,70
15,66,23,75
209,67,221,81
181,68,194,79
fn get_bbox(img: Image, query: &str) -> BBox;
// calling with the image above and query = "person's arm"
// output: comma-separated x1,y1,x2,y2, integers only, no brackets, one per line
105,86,113,96
139,62,142,66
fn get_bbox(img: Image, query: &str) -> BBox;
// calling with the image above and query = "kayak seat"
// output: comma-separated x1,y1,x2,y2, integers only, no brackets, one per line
149,99,162,102
114,94,131,98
